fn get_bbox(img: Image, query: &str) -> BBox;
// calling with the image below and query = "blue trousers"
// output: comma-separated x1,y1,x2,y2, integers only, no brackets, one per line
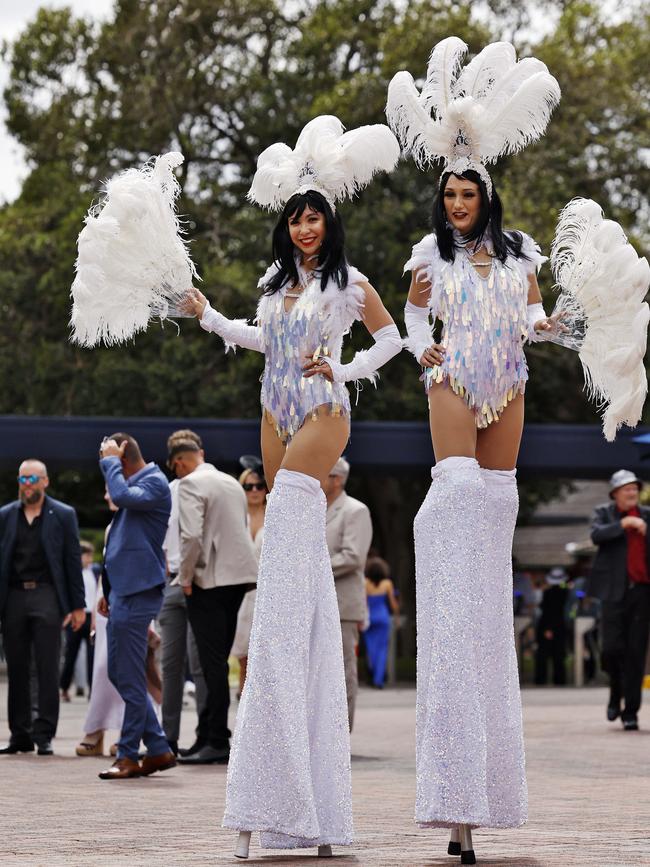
107,586,168,761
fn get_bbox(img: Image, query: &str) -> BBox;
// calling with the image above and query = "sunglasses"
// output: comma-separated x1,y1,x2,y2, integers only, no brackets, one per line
18,475,43,485
243,482,266,492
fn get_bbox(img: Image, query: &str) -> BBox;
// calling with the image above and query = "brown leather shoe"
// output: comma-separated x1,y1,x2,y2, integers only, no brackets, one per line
140,750,177,776
98,757,142,780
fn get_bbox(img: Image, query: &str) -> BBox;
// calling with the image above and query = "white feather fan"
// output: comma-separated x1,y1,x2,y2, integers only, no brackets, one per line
70,152,198,347
247,115,400,210
547,198,650,441
386,37,561,191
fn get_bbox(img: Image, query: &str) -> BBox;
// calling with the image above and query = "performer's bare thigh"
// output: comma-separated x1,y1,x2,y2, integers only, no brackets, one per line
261,405,350,489
476,392,525,471
427,382,477,461
260,417,286,491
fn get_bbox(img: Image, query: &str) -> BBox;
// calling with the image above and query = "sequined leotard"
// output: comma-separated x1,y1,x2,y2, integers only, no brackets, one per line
405,231,544,426
256,264,366,442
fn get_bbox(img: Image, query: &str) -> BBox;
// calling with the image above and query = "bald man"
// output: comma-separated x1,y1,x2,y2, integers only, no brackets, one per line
0,459,85,756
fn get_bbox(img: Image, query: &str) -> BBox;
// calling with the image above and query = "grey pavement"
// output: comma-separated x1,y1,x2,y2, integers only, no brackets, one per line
0,681,649,866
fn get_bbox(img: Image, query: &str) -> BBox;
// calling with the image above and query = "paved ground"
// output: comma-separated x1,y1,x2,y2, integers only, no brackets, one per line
0,682,649,867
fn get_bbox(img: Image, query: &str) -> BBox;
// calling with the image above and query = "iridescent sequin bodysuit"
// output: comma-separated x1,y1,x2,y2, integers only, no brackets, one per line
256,264,366,442
405,231,545,427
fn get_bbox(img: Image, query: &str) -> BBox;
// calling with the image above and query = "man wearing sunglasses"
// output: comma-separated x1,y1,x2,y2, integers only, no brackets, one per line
0,460,85,756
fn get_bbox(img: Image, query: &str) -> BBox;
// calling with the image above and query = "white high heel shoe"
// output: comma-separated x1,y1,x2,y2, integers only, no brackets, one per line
234,831,251,859
234,833,331,860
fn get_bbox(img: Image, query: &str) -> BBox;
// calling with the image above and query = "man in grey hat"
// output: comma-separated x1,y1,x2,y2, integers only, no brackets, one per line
324,457,372,731
589,470,650,730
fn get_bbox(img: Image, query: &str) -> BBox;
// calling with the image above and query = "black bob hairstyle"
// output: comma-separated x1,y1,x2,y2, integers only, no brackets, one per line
433,170,528,265
263,190,348,295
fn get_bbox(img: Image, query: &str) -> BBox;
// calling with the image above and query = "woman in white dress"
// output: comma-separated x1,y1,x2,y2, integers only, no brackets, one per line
230,462,266,697
76,493,123,756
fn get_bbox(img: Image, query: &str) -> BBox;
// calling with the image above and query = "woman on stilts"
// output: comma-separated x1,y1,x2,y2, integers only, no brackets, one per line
184,115,402,858
387,37,562,864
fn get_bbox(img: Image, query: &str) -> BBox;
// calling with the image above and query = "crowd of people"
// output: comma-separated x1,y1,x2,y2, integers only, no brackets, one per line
0,432,402,766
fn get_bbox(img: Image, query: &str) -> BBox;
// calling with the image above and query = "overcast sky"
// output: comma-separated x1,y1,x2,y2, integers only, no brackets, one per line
0,1,115,204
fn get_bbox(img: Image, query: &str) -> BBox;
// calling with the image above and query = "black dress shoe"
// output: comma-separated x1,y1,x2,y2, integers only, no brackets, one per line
36,740,54,755
0,741,34,754
623,717,639,731
178,739,207,758
177,744,229,765
607,704,620,722
168,740,179,757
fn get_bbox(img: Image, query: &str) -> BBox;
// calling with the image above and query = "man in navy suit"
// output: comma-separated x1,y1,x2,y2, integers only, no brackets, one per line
97,432,175,779
0,459,85,756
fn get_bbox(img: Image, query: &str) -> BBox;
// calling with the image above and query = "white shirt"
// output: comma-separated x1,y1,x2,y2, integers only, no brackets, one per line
163,478,181,576
82,566,98,613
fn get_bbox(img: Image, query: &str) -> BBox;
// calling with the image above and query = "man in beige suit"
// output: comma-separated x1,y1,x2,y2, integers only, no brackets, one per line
170,434,258,765
324,457,373,731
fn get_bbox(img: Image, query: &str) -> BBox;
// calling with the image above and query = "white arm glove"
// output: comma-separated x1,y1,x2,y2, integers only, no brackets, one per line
404,300,434,361
200,301,264,353
325,324,402,385
526,302,547,343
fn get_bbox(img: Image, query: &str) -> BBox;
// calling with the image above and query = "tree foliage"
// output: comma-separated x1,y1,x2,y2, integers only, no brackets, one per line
0,0,647,423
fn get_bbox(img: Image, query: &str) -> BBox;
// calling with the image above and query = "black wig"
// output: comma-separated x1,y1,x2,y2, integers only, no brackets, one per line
432,170,528,264
263,190,348,295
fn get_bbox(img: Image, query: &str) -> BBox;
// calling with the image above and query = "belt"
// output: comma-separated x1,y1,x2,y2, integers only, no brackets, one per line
14,581,40,591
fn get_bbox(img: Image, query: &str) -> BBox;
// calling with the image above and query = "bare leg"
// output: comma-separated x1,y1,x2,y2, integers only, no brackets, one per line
282,410,350,484
238,657,247,696
427,383,477,460
260,416,287,491
261,406,350,490
476,393,525,470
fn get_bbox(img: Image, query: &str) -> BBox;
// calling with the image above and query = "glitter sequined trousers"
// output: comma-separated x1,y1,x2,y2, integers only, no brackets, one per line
223,469,353,848
413,457,527,829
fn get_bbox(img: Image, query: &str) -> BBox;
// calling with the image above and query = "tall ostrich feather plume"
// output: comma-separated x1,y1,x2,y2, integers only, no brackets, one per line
386,37,561,191
247,115,400,210
548,198,650,441
70,152,198,347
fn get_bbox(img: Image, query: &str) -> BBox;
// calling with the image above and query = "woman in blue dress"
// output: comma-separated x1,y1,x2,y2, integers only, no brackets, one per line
364,558,399,688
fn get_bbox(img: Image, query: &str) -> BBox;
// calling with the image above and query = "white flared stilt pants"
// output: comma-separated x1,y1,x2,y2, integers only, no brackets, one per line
223,469,353,848
414,457,527,829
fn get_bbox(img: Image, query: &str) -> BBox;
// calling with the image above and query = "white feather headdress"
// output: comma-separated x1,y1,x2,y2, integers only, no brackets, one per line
70,152,198,347
247,115,400,211
386,37,561,196
546,198,650,441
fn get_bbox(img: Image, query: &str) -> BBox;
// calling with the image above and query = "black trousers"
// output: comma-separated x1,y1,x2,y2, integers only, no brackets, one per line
186,584,247,750
534,626,567,685
60,612,93,692
1,585,62,744
601,583,650,719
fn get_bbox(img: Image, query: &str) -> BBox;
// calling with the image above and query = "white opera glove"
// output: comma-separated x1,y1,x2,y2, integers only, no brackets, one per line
325,324,402,386
199,301,264,353
526,302,547,343
404,300,434,361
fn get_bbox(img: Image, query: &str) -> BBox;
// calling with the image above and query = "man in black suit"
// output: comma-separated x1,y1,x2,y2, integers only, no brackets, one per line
0,459,86,755
589,470,650,731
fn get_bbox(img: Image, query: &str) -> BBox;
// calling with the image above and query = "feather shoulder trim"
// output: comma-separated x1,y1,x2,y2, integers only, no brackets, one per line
510,230,547,276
